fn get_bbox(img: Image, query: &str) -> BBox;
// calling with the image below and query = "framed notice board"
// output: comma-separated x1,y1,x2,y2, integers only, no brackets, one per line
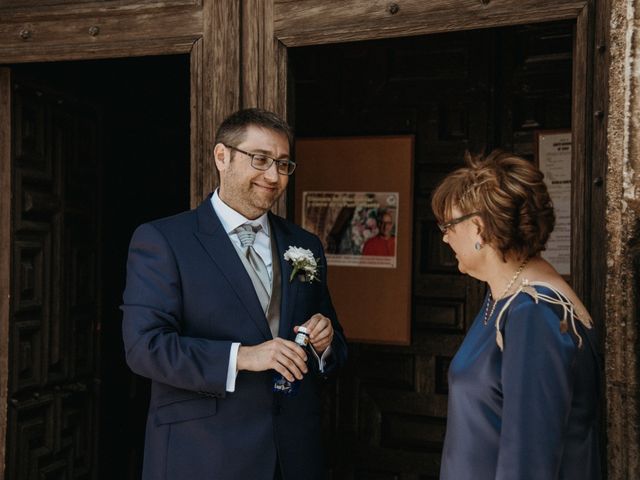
295,136,413,345
535,130,571,277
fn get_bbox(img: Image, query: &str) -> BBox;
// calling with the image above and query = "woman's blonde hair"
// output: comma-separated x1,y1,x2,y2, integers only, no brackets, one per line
431,150,555,261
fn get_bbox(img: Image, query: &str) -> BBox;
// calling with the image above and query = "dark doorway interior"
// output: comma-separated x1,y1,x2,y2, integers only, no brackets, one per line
289,21,573,479
10,55,190,479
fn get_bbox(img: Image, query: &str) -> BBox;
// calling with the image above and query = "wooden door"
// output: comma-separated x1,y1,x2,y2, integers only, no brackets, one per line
289,20,576,480
0,2,241,476
5,73,101,479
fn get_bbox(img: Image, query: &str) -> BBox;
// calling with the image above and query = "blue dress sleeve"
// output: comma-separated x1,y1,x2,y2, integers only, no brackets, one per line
496,299,577,480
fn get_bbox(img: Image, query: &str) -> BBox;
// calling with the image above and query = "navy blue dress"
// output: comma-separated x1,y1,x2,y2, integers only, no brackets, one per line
440,285,601,480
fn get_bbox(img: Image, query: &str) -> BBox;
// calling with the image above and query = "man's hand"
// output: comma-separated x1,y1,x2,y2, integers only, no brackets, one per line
296,313,334,353
237,338,308,382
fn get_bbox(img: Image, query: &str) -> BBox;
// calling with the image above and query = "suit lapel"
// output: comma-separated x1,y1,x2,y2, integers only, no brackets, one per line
194,197,272,341
269,213,299,339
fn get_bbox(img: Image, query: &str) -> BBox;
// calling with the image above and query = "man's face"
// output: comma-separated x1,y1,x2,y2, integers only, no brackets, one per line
380,213,394,238
215,125,290,219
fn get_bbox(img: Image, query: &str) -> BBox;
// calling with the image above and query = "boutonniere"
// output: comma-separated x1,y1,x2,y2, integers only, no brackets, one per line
283,246,320,283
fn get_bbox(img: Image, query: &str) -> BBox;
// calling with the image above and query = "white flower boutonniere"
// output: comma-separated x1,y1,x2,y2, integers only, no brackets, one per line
283,246,320,283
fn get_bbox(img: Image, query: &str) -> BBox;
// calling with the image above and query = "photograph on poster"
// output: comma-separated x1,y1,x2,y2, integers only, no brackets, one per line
302,191,399,268
536,130,571,276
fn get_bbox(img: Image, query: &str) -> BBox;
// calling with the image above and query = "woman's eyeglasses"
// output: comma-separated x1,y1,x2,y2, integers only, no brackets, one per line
437,212,480,234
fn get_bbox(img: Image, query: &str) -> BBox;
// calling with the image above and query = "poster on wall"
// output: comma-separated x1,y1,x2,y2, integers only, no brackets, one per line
302,191,399,268
536,130,571,276
295,136,413,345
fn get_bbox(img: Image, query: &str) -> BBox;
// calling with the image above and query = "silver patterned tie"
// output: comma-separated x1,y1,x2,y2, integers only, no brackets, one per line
236,224,271,299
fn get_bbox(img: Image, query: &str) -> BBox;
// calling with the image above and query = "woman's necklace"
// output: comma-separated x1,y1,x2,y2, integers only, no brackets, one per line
483,258,529,326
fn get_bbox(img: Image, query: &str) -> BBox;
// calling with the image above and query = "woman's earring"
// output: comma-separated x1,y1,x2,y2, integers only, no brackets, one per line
474,241,483,251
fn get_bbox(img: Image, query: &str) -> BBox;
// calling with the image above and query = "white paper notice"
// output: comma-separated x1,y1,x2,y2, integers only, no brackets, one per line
538,132,571,276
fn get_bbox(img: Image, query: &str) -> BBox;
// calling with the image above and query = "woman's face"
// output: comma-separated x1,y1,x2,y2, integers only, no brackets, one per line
441,207,483,277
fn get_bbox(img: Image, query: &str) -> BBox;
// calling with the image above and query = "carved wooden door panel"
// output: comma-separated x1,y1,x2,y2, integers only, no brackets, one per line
6,75,100,479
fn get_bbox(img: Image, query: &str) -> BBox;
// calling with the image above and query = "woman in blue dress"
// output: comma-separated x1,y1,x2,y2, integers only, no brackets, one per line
431,150,601,480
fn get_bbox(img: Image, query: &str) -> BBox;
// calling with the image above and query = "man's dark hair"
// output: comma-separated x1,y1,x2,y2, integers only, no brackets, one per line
214,108,294,151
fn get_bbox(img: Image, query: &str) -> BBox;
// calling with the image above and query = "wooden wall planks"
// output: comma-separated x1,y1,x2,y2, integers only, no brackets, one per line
274,0,587,47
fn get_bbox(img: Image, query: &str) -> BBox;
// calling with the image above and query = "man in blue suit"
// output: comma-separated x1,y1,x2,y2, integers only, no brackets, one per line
122,108,347,480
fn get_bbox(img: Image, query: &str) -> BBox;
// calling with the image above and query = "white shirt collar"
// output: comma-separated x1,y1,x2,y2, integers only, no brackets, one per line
211,190,270,237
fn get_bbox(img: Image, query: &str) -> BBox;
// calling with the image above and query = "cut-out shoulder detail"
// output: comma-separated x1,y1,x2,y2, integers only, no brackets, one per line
493,279,593,351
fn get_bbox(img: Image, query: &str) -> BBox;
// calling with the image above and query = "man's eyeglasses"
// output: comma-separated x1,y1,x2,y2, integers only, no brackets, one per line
437,212,480,234
225,144,296,176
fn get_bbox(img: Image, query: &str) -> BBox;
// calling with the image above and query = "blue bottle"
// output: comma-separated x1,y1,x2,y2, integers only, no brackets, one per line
272,327,310,395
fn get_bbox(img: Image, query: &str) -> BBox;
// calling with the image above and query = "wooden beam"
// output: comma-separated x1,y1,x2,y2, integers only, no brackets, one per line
589,0,610,335
0,67,12,480
200,0,240,199
274,0,587,47
242,0,289,216
571,5,590,305
0,0,197,19
271,39,289,218
242,0,264,108
0,7,203,63
190,38,205,208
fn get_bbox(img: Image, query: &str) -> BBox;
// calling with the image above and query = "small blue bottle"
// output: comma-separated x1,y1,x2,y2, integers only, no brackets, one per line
272,326,310,395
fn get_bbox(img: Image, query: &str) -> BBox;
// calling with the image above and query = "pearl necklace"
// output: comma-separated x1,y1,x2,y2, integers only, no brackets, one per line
483,258,529,326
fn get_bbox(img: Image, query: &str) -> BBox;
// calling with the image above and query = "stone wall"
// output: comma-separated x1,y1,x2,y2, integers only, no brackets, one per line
606,0,640,477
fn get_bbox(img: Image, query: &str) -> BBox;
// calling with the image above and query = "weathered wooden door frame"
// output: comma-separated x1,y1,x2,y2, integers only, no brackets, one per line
0,67,12,479
0,0,243,475
253,0,608,471
265,0,598,305
0,0,609,476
